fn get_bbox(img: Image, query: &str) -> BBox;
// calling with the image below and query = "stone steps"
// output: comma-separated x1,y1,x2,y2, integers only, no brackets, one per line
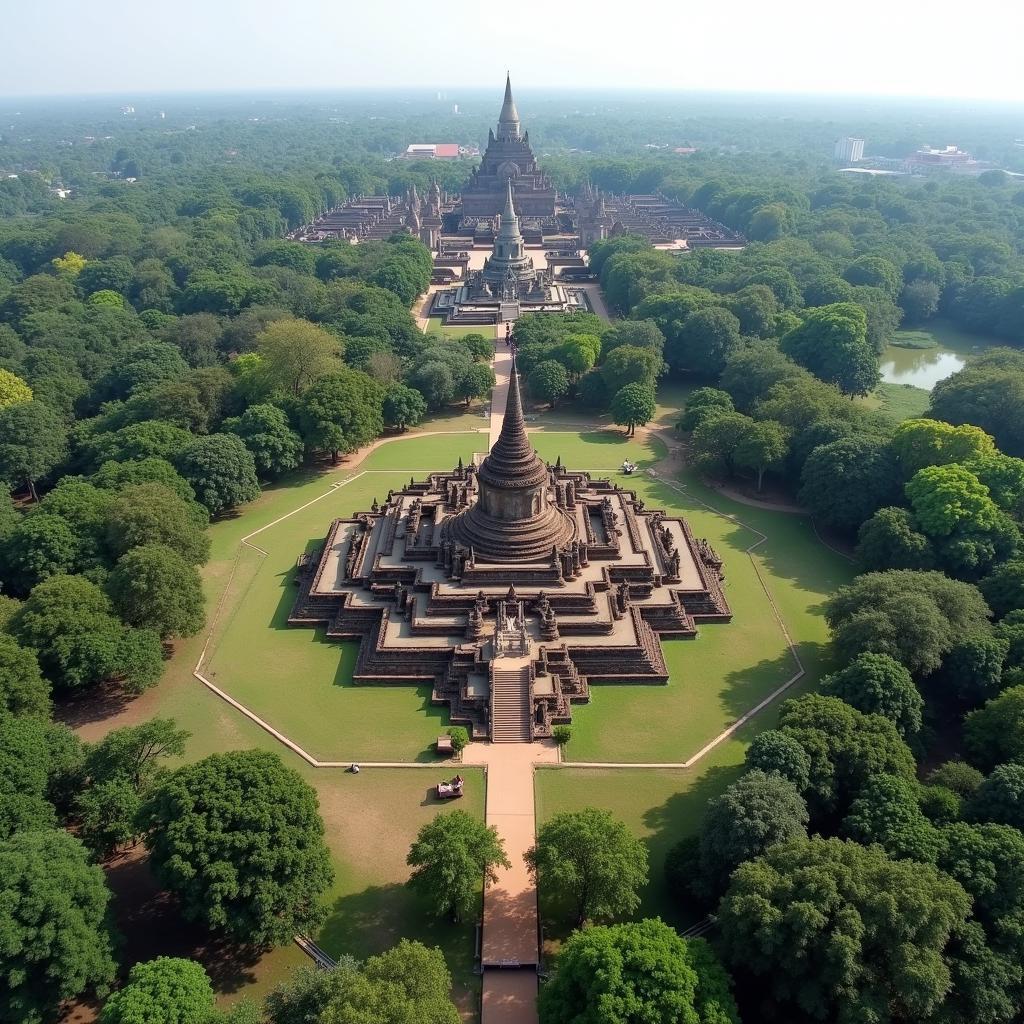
491,666,531,742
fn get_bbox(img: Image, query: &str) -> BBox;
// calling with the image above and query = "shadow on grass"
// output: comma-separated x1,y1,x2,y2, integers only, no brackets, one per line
318,883,478,1003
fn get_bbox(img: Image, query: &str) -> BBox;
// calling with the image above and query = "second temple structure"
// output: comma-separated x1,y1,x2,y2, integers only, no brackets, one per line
289,366,731,742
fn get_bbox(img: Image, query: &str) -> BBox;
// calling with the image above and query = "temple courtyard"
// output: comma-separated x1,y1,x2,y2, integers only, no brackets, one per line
65,368,854,1019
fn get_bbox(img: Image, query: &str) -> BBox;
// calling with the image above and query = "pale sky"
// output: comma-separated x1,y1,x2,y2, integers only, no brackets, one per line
3,0,1023,102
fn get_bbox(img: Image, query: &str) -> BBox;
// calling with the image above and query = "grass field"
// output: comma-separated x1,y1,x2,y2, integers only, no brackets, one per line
427,317,495,338
865,381,931,421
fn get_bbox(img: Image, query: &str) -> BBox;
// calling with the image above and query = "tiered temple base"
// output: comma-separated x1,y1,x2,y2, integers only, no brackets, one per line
288,458,731,741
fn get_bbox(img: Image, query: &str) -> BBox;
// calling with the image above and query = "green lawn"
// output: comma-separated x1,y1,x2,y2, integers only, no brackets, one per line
201,434,482,762
534,734,754,933
867,381,932,421
427,317,495,339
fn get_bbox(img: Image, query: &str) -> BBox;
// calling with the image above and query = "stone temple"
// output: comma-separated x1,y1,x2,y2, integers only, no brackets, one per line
289,365,731,742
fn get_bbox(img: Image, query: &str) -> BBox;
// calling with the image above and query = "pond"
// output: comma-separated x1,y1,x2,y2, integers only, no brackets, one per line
879,322,991,391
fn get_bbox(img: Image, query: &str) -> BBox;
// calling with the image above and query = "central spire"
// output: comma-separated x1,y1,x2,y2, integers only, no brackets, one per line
478,361,547,490
497,73,521,140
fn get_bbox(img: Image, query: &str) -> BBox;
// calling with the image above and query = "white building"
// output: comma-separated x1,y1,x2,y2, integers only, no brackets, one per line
834,137,865,163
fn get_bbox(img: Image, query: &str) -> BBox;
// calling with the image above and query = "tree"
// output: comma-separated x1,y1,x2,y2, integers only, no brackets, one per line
690,411,756,477
928,760,985,798
967,764,1024,830
175,434,261,515
407,810,509,922
264,941,459,1024
0,634,50,718
77,718,188,858
9,574,163,693
900,279,942,324
667,307,742,377
601,344,661,388
409,361,454,411
0,368,31,409
105,482,210,564
856,507,935,571
224,404,303,479
964,686,1024,769
906,464,1001,538
82,421,195,472
99,957,216,1024
781,303,879,396
776,693,916,818
382,383,427,432
454,363,495,407
0,714,59,839
844,255,902,296
526,807,648,927
980,559,1024,618
0,400,69,500
933,634,1008,706
743,730,812,792
0,829,117,1024
734,419,788,491
718,837,970,1024
677,387,734,432
296,369,384,463
139,750,334,946
890,418,996,479
538,920,740,1024
696,770,808,897
610,381,656,436
527,360,570,408
824,570,992,676
0,513,80,594
256,318,342,396
108,544,205,639
799,437,900,533
842,773,941,862
820,652,923,738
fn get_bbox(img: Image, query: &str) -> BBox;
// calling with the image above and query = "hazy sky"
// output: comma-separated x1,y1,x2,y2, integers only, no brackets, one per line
3,0,1023,101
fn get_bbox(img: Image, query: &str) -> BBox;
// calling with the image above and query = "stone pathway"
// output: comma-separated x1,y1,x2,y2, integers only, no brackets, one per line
462,740,558,1024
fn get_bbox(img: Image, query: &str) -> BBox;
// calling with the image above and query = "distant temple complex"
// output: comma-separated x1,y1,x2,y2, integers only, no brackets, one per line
286,76,744,323
289,365,731,742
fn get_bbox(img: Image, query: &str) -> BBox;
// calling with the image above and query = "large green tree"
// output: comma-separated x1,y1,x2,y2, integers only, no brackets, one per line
696,769,808,897
824,569,992,676
224,403,303,479
296,369,384,463
0,634,50,717
264,941,459,1024
105,482,210,564
842,773,941,862
175,434,261,515
820,652,923,738
964,685,1024,769
526,807,647,927
406,810,509,922
98,957,216,1024
609,381,656,436
539,920,740,1024
527,360,570,408
780,303,879,396
718,836,970,1024
139,750,334,946
0,829,117,1024
0,400,69,500
108,543,205,639
256,317,342,396
382,383,427,432
776,693,916,818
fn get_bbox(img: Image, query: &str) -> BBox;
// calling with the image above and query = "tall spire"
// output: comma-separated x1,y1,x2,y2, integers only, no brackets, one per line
497,73,521,140
500,176,518,226
478,360,547,489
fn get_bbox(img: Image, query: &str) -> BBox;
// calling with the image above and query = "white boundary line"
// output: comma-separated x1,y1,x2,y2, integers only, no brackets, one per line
189,409,826,773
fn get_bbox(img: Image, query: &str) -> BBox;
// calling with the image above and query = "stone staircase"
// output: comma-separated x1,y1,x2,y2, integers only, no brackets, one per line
490,661,532,742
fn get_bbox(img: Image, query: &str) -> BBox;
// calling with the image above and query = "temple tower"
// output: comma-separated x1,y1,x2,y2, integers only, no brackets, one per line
445,363,575,561
497,73,521,141
481,179,537,289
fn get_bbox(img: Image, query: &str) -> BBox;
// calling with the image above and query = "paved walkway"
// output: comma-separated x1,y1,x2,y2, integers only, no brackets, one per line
462,740,558,1024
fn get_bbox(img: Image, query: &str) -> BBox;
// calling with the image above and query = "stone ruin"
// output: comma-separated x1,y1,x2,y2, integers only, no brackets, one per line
289,366,731,742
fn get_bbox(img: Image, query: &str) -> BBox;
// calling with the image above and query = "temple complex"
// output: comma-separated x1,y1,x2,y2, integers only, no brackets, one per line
458,74,558,223
289,363,731,742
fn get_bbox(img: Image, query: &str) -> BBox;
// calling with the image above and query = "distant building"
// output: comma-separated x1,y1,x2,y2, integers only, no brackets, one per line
402,143,462,160
834,137,865,163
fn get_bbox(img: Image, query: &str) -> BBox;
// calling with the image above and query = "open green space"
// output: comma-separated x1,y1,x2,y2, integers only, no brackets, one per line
864,380,932,421
427,317,495,339
535,735,754,931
